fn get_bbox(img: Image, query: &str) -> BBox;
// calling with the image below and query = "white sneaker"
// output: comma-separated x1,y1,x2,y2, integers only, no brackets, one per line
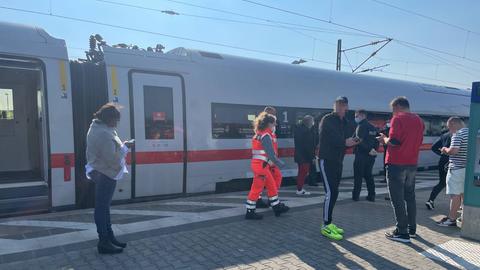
296,189,311,196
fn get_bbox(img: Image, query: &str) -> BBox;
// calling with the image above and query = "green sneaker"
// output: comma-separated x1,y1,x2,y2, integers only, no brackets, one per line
321,225,343,240
328,223,344,235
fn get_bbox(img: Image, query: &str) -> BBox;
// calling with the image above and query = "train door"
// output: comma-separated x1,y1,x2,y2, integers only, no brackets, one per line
0,64,45,182
0,59,49,215
130,72,186,198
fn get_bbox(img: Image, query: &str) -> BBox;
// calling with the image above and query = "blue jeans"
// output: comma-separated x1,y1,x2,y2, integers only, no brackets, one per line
386,165,417,234
91,171,117,239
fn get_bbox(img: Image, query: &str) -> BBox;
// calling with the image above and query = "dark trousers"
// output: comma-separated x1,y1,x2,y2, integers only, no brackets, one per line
307,160,321,184
319,159,342,225
428,160,448,202
352,154,376,200
387,165,417,234
92,171,117,239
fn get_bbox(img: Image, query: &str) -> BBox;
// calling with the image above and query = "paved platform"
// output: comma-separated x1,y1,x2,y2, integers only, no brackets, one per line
0,171,479,269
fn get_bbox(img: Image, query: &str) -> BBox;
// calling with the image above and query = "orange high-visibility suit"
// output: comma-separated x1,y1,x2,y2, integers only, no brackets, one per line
270,131,283,189
246,129,280,210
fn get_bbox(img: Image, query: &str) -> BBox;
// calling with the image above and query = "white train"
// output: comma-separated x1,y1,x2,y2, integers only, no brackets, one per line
0,22,471,216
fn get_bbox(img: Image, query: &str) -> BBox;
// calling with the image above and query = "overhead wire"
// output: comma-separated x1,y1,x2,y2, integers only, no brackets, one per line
240,0,480,65
0,4,471,88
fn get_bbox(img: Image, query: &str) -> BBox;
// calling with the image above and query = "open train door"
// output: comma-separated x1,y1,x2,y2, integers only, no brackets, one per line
0,22,75,216
129,71,186,198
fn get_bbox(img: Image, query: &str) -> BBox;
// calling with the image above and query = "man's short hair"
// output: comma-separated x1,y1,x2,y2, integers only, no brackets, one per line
390,96,410,109
335,96,348,104
302,115,314,124
447,116,464,126
355,109,367,116
264,106,276,115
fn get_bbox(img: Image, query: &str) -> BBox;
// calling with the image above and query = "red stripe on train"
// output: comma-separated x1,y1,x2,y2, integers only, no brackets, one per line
50,143,433,167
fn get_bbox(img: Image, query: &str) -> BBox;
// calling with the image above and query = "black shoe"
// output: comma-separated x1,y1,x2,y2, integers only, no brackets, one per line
384,196,390,201
425,200,434,210
272,203,290,217
97,239,124,254
409,230,417,238
366,196,375,202
108,230,127,248
256,199,269,209
385,229,410,243
245,209,263,220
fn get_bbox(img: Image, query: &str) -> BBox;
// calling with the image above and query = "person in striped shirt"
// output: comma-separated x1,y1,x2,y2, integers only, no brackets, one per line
437,117,468,227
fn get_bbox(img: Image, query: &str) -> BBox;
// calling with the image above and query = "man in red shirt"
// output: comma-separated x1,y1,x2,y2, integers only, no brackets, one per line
377,97,424,243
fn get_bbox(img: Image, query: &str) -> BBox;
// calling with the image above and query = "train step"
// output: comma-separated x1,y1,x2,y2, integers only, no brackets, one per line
0,196,50,218
0,181,48,200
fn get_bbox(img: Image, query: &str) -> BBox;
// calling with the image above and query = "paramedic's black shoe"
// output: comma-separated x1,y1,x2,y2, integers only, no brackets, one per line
256,199,269,208
245,209,263,220
272,203,290,217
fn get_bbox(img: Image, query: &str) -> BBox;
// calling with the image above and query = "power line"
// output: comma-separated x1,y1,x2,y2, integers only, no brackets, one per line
396,41,480,77
0,5,337,66
368,0,480,36
159,0,380,39
241,0,386,38
0,5,471,88
99,0,456,68
240,0,480,65
95,0,318,41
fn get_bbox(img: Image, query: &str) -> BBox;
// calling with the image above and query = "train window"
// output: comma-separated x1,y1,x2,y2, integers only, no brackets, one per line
367,112,390,130
429,117,447,136
211,103,330,139
420,115,449,137
211,103,262,139
0,88,14,120
143,86,174,140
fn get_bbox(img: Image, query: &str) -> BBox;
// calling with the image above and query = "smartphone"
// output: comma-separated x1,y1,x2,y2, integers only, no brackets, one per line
126,139,135,144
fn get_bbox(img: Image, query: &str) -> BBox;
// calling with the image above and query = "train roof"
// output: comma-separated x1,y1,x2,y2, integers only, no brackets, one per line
0,21,67,59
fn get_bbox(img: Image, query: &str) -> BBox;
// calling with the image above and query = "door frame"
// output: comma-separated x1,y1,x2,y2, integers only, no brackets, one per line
127,69,188,199
0,54,51,205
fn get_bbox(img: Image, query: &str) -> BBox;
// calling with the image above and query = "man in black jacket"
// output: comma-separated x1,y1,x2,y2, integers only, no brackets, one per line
318,96,359,240
294,115,315,195
426,131,451,210
352,110,380,202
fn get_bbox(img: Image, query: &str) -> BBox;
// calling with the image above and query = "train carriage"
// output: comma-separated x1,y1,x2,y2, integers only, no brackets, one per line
0,22,471,216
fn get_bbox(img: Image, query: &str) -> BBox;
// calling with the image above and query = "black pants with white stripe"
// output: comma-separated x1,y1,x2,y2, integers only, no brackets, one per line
320,159,343,225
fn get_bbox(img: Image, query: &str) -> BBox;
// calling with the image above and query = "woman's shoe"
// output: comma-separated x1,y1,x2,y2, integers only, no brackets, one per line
97,238,123,254
108,230,127,248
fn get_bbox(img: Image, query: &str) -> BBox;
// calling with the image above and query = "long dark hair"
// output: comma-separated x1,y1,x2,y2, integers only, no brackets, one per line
254,112,276,133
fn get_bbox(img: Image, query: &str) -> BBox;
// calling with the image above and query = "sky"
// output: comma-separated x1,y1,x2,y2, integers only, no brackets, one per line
0,0,479,89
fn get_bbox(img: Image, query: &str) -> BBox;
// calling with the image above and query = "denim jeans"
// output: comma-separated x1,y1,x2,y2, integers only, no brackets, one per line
386,165,417,234
91,171,117,239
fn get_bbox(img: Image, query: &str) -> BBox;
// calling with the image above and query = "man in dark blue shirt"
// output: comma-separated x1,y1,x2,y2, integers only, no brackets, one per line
352,110,379,202
426,131,451,210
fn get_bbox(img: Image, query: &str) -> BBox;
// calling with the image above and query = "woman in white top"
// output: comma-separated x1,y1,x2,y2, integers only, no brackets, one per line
86,103,134,254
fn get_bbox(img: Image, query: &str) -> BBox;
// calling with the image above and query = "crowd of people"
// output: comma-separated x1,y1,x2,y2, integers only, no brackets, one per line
84,95,468,254
245,95,467,243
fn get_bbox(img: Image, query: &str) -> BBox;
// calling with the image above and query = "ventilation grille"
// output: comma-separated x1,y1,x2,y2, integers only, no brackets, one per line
199,51,223,59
